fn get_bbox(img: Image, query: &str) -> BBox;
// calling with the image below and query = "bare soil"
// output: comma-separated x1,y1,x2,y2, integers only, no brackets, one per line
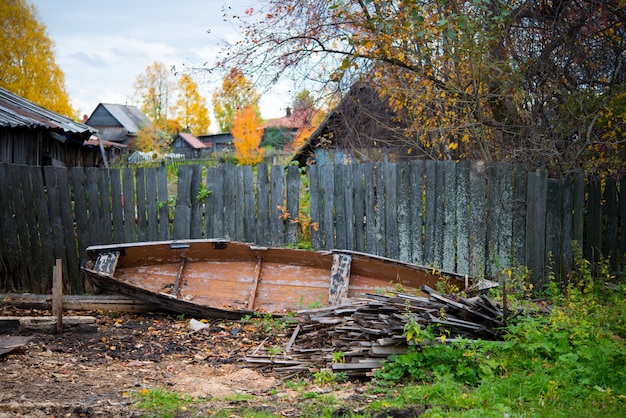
0,306,413,417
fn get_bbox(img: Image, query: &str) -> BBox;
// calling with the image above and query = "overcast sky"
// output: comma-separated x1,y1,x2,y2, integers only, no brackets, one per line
30,0,290,130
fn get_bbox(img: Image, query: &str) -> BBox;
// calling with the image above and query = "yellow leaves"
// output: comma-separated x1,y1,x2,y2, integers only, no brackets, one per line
448,142,458,150
231,106,264,165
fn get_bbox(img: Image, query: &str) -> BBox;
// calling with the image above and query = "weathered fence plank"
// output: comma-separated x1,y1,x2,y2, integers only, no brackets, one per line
455,161,470,275
442,161,456,272
334,164,348,250
145,168,159,241
424,160,437,265
189,165,203,239
10,165,31,286
19,168,43,286
172,165,193,239
352,164,365,253
205,166,224,239
285,165,300,245
320,165,335,250
561,174,574,280
621,176,626,266
397,162,411,262
121,167,137,243
546,178,564,278
31,167,55,285
409,160,425,265
363,163,376,255
384,163,399,259
374,163,386,256
526,169,548,287
256,164,270,245
469,162,487,279
585,176,602,264
243,165,257,243
55,167,81,293
270,165,285,246
135,167,148,242
109,169,125,244
157,166,170,240
43,166,69,292
604,180,618,272
511,164,527,270
223,164,236,239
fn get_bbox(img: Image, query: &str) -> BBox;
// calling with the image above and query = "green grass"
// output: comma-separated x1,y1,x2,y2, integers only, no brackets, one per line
133,387,195,417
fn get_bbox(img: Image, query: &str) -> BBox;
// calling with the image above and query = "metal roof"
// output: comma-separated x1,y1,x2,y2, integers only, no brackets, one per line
176,132,207,149
99,103,149,133
0,86,96,136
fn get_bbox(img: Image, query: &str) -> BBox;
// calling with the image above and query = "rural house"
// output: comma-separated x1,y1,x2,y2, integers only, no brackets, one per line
262,106,314,151
292,83,418,167
85,103,150,157
197,133,234,154
0,86,99,167
171,132,209,158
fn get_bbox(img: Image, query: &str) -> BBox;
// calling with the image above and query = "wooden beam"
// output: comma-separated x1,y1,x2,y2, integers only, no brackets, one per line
247,257,263,310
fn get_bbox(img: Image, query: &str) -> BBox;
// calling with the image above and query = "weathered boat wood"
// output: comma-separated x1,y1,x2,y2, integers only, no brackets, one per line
83,239,496,319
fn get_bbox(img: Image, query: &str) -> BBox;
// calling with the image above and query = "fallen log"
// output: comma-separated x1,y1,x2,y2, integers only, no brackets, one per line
0,316,97,333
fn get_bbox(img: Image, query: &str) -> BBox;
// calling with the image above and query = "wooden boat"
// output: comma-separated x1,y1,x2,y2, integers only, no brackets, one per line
83,239,496,319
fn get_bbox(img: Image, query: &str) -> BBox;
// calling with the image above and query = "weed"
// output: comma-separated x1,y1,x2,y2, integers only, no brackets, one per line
133,387,193,417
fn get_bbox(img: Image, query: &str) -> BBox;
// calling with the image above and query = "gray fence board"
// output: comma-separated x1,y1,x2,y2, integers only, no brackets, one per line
121,167,137,243
189,165,203,239
374,163,386,256
511,164,527,269
397,162,411,262
243,165,257,243
285,165,300,245
157,166,170,240
455,161,470,275
424,160,437,265
561,175,574,280
270,165,285,246
409,160,425,265
256,164,270,245
442,161,456,272
526,169,548,287
385,163,399,259
363,164,376,255
321,165,335,250
546,178,564,277
352,164,365,253
585,176,602,264
469,162,487,278
172,165,193,239
109,169,125,243
621,176,626,266
334,164,348,250
604,180,618,271
145,168,159,241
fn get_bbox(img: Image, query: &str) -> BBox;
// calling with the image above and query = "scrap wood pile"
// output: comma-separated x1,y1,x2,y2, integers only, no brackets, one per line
243,285,524,379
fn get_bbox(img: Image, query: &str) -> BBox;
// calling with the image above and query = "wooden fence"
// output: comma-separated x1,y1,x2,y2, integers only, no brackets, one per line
0,162,623,294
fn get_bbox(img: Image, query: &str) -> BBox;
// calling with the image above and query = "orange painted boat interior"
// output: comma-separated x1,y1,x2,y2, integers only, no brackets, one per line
107,241,462,313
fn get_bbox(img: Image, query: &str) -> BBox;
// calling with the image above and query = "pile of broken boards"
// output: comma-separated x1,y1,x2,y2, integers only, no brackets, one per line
242,285,532,379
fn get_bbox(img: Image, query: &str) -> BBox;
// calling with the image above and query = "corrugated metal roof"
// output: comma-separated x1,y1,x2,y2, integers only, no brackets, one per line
100,103,149,133
0,86,96,136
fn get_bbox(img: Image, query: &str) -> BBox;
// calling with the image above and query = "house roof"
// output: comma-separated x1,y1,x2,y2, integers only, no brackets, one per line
86,103,149,133
0,86,95,138
263,107,314,130
292,82,412,166
176,132,207,149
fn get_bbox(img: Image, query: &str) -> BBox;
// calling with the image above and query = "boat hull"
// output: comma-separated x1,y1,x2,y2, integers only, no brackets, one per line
83,239,491,319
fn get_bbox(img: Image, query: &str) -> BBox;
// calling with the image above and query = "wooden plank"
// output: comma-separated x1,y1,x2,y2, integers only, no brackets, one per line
0,316,96,333
320,165,335,250
223,164,236,239
546,178,564,278
9,165,30,286
409,160,425,265
109,168,125,243
43,166,67,292
561,174,574,280
374,163,386,256
56,167,81,292
270,165,286,246
329,253,351,305
31,166,55,285
621,175,626,270
207,167,225,239
571,171,585,247
343,164,355,251
497,163,513,272
235,166,246,241
423,160,437,264
173,257,186,299
385,163,399,259
442,160,456,272
433,160,445,267
469,162,487,279
0,293,154,312
98,167,113,244
243,165,257,243
334,164,348,250
604,179,618,271
363,163,376,255
145,167,159,241
285,165,300,246
247,257,262,310
157,165,170,240
172,165,193,239
511,164,527,270
352,164,365,253
256,164,270,245
397,162,411,262
526,169,548,287
485,164,500,277
52,259,63,334
135,167,148,241
121,167,137,243
585,176,602,264
19,168,43,285
455,161,470,275
85,168,101,243
189,165,203,239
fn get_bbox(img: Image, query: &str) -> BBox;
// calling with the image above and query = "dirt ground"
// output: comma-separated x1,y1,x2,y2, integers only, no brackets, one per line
0,305,408,417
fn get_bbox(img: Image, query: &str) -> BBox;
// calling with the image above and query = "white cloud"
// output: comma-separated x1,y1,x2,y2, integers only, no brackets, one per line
30,0,290,129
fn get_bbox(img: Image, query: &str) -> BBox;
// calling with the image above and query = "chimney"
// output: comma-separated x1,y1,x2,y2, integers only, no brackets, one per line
82,114,89,123
286,107,292,117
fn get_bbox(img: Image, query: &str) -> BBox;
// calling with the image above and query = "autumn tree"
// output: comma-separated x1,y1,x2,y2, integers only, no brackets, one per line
0,0,74,117
134,61,175,132
213,68,261,133
213,0,626,176
231,106,264,165
175,74,211,135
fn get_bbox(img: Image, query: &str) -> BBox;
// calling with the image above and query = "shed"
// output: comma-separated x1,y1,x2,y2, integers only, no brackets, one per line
171,132,209,158
85,103,150,154
0,86,99,167
197,133,234,154
292,83,417,167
